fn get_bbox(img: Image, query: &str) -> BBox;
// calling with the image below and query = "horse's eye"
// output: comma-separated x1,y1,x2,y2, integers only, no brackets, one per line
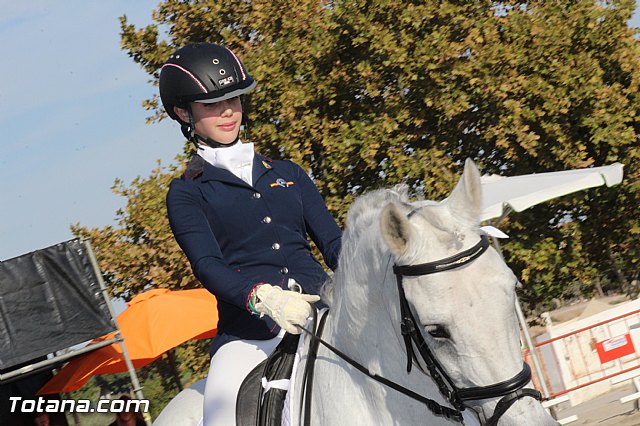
425,325,450,339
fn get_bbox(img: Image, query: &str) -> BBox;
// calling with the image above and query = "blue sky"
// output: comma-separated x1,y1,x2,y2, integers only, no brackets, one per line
0,1,181,260
1,2,640,261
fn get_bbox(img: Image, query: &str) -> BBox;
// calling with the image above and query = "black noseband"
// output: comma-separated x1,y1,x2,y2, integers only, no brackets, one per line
457,362,533,402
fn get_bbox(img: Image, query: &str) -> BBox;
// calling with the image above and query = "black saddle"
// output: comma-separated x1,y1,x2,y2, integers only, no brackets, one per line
236,333,300,426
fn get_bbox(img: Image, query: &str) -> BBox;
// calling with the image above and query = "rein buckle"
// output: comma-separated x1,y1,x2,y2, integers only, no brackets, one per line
400,318,415,335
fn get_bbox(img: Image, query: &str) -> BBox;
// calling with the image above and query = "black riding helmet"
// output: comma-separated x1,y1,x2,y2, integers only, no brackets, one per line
159,42,256,146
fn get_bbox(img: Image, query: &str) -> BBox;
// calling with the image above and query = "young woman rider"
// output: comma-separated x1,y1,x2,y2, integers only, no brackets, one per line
159,42,341,426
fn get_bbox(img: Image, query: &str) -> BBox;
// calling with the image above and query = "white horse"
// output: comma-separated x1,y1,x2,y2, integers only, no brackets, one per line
155,159,557,425
289,159,556,425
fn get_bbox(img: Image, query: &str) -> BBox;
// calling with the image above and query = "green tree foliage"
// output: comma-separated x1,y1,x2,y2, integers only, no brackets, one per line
115,0,639,304
74,0,640,399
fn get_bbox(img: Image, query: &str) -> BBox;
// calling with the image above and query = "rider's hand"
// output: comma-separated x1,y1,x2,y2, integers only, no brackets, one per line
252,284,320,334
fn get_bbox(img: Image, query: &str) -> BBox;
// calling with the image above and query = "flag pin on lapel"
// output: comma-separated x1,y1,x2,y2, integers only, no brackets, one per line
270,178,294,188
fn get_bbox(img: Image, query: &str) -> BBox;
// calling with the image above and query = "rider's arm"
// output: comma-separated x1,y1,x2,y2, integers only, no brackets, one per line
166,179,258,311
289,161,342,271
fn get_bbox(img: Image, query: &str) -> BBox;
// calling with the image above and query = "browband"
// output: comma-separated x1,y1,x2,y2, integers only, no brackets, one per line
393,234,490,277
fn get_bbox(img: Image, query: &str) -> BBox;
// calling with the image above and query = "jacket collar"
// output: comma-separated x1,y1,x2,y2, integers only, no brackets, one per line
197,153,273,187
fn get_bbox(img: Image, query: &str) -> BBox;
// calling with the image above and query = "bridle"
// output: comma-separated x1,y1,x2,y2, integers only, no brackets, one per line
392,232,542,425
300,232,542,425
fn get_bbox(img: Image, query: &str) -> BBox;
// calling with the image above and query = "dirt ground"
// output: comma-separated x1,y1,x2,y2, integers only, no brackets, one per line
554,383,640,425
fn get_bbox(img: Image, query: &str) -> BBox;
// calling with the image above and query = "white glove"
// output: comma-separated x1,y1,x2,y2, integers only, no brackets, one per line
253,284,320,334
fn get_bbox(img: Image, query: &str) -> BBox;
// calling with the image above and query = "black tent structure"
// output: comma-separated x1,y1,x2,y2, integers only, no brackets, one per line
0,239,148,425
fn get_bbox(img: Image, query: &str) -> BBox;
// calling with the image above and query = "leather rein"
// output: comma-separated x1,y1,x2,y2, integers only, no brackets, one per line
300,232,541,425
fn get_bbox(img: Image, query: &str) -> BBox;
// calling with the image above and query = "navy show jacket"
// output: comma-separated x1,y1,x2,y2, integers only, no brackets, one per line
166,153,342,354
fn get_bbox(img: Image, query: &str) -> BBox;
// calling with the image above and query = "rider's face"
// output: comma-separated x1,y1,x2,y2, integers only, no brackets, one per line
175,96,242,145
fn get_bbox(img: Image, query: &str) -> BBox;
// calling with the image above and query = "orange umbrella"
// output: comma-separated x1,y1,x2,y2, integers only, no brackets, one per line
38,288,217,394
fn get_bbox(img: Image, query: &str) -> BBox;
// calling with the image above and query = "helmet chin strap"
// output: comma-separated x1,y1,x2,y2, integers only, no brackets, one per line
185,105,240,149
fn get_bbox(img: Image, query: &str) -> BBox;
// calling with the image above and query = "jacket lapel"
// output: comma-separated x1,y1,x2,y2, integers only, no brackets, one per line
253,154,273,186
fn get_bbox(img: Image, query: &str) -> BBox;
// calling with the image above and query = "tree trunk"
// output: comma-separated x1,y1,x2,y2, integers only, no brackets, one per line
594,276,605,298
606,245,629,293
166,350,183,392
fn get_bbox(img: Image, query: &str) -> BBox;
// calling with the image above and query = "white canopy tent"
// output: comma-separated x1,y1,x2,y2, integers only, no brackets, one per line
476,162,625,399
480,163,624,222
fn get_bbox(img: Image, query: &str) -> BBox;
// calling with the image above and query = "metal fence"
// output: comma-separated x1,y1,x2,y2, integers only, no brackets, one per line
525,307,640,400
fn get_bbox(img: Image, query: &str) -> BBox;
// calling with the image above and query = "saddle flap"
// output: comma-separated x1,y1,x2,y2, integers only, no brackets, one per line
236,360,266,426
236,333,301,426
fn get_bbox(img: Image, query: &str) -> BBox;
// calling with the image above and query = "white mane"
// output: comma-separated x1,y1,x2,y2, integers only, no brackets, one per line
322,186,409,312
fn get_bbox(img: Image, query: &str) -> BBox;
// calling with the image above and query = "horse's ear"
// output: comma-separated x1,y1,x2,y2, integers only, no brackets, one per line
381,202,411,256
446,158,482,224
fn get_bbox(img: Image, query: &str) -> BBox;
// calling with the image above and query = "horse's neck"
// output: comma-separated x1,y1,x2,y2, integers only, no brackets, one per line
327,253,424,388
311,256,458,425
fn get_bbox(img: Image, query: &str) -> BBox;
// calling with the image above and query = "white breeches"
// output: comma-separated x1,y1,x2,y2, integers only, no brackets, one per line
203,333,283,426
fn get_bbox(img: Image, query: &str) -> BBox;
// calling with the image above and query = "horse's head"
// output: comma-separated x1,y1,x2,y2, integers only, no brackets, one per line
378,159,556,425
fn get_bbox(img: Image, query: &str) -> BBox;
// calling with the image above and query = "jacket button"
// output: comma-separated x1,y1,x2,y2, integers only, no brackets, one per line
253,192,261,199
272,243,281,250
280,267,289,274
262,216,272,224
